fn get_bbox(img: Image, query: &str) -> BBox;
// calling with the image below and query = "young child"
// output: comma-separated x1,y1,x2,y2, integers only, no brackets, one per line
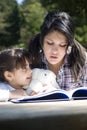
0,48,32,101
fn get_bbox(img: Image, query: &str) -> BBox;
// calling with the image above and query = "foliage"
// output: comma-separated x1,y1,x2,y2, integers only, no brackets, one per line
0,0,87,49
0,0,21,48
19,0,46,46
75,25,87,48
40,0,87,18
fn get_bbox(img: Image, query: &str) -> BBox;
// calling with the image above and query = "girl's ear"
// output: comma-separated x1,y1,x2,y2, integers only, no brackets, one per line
4,71,13,82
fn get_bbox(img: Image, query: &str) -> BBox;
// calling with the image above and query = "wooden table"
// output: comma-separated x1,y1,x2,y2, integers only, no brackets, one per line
0,100,87,130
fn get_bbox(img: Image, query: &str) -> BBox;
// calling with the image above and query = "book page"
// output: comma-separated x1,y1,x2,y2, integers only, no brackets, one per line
11,89,70,103
71,87,87,99
11,87,87,103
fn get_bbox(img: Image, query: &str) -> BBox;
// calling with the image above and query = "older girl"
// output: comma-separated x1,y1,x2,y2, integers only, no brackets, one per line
28,10,87,90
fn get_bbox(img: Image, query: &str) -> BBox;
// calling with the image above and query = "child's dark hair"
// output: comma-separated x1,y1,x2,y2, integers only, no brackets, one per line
0,48,30,82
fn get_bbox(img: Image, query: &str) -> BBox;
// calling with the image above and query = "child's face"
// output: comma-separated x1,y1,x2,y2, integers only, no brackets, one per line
9,60,32,89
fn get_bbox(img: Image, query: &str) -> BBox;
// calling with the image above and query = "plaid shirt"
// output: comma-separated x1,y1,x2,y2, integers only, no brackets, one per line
44,53,87,91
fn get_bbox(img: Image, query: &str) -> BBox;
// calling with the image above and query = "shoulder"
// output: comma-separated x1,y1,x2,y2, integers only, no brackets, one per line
0,82,15,91
0,82,9,90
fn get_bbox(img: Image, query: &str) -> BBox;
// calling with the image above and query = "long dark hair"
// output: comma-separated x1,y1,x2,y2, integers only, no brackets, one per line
40,11,86,79
28,10,86,80
40,11,75,46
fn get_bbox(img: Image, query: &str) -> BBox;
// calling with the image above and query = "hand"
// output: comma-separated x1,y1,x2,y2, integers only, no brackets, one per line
30,85,57,96
30,88,47,96
30,91,39,96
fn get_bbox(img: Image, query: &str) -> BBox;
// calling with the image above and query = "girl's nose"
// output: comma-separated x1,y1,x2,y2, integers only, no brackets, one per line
52,45,58,53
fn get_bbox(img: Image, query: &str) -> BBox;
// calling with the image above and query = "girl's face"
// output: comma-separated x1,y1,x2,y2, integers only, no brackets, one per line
9,60,32,89
43,31,68,66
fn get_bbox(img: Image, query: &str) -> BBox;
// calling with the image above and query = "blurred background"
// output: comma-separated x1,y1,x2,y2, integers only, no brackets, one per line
0,0,87,50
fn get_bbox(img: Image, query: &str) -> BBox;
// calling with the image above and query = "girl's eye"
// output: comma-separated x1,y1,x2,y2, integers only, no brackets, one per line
47,42,53,45
60,44,67,47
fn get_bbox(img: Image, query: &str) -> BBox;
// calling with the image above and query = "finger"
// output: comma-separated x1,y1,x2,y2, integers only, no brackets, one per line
30,91,38,96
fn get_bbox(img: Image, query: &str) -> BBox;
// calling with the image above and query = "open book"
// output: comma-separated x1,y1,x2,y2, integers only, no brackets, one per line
11,87,87,103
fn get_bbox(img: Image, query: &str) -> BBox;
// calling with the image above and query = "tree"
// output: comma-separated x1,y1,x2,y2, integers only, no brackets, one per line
40,0,87,18
0,0,21,48
19,0,46,45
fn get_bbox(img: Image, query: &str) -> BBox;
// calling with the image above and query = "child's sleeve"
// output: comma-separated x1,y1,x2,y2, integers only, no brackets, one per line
0,83,10,102
0,89,9,101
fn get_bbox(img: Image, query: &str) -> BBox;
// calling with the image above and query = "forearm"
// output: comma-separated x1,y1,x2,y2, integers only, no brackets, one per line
0,89,28,102
9,89,28,99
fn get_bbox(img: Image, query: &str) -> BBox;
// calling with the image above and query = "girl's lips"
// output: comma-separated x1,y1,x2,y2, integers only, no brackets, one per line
50,56,58,59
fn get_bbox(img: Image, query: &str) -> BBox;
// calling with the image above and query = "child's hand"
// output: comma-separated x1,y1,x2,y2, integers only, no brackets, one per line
30,88,47,96
9,89,28,99
30,91,39,96
30,85,57,96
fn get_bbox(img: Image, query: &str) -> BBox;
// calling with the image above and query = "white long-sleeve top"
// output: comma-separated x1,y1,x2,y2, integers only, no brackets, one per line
0,82,15,102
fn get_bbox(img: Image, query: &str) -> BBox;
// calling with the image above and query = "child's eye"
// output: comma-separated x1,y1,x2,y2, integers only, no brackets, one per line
22,66,26,70
22,66,27,71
